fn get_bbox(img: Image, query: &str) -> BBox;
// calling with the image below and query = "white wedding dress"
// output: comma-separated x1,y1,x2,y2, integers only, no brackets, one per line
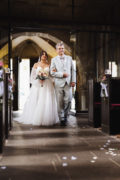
14,66,59,126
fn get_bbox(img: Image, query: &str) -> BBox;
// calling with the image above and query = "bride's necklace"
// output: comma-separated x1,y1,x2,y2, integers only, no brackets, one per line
38,61,48,68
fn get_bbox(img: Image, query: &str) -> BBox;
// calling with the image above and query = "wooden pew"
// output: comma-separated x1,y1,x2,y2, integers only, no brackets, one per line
88,79,101,128
3,72,9,139
0,69,13,153
0,98,5,153
0,69,5,153
101,77,120,135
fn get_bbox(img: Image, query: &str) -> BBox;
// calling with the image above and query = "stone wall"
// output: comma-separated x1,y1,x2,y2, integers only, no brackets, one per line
74,29,120,112
1,27,120,112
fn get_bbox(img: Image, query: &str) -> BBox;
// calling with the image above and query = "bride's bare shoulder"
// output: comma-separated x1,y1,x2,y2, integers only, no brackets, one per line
47,62,50,67
33,63,38,69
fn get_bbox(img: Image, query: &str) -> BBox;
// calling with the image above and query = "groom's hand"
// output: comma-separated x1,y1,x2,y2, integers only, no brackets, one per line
63,73,69,78
71,82,75,87
52,68,57,72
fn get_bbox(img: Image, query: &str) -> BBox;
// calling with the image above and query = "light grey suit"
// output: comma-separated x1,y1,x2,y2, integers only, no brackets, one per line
50,55,76,122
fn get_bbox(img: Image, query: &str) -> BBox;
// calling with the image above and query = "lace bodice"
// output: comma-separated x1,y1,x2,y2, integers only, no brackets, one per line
30,66,50,84
36,66,49,75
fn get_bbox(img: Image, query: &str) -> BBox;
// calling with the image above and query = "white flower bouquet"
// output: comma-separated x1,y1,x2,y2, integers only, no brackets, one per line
36,69,49,87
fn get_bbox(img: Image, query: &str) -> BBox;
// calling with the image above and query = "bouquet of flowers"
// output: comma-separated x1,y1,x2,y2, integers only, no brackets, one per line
36,69,49,87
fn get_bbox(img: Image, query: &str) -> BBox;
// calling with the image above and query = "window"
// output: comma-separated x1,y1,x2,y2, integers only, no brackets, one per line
18,59,30,109
108,61,117,77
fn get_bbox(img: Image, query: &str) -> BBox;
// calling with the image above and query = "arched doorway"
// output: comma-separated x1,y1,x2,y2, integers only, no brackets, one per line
0,32,76,112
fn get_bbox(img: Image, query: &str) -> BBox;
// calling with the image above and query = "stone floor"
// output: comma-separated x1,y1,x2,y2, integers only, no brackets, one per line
0,114,120,180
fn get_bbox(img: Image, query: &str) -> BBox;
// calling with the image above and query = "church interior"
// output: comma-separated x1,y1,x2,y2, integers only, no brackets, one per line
1,0,120,179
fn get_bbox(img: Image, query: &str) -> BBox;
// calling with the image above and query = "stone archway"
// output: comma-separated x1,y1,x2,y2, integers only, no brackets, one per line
0,33,72,59
0,32,75,111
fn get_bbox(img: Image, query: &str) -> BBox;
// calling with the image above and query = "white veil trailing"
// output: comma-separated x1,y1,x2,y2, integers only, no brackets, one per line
30,56,40,85
38,56,40,62
30,67,36,85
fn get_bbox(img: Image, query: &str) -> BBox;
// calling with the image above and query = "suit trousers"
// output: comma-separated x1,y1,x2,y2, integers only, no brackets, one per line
55,83,72,121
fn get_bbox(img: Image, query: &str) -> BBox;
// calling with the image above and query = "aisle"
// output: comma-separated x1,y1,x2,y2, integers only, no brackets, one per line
0,115,120,180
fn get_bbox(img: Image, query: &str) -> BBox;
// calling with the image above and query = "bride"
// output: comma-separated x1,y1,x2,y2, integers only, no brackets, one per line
14,50,59,126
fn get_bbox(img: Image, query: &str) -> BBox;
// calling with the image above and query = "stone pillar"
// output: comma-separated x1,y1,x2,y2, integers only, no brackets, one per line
117,63,120,77
13,57,19,110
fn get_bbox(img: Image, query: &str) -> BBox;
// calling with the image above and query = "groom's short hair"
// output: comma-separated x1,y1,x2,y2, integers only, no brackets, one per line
56,41,64,49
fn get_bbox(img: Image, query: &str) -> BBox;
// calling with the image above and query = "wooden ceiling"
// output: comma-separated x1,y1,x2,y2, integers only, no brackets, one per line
0,0,120,30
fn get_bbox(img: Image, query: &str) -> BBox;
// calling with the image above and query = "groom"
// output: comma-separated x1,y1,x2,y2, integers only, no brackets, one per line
50,42,76,126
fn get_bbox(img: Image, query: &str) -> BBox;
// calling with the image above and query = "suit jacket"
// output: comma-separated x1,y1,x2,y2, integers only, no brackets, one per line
50,55,76,87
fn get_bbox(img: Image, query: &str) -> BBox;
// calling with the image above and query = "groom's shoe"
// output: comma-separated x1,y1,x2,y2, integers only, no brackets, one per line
60,118,67,127
60,121,67,126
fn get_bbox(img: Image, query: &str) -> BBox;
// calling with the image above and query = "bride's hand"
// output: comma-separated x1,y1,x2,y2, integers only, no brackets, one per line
52,68,57,72
63,73,69,78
